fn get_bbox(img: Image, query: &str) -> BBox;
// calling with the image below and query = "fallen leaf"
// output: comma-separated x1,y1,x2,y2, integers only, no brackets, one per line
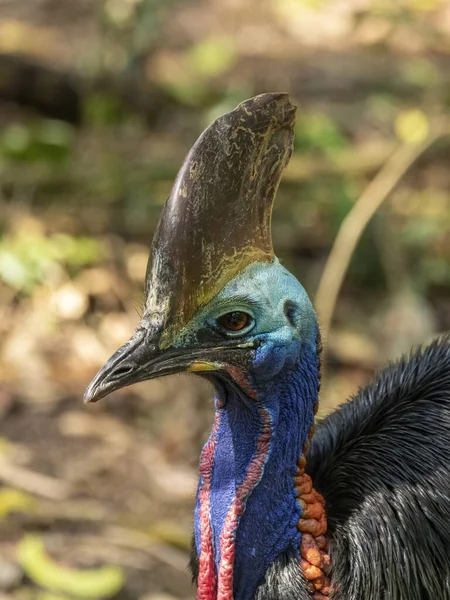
17,536,124,599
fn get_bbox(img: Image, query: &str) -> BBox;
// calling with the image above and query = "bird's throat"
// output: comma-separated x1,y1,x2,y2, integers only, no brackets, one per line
194,345,327,600
196,404,273,600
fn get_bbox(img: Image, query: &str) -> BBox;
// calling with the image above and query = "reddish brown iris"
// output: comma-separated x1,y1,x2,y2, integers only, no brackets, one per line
217,311,251,332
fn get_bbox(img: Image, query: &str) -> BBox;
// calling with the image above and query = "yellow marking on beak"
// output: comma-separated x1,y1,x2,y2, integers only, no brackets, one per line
235,341,256,349
188,361,220,372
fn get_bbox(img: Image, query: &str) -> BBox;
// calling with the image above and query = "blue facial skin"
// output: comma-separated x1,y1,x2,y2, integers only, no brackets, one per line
176,259,320,599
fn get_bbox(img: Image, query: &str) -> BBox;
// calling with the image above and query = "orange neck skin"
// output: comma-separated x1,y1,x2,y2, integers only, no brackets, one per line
296,426,331,598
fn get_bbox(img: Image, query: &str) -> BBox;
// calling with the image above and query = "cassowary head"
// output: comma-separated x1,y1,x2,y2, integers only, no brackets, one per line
84,94,318,407
85,94,323,600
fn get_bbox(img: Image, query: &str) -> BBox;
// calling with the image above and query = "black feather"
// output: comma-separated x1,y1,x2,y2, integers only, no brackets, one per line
306,335,450,599
190,336,450,599
254,547,311,600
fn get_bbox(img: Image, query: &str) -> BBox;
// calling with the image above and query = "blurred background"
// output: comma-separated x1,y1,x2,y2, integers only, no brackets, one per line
0,0,449,598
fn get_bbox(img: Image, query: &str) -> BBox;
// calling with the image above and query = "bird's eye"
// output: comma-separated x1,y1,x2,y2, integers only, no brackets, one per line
217,311,252,333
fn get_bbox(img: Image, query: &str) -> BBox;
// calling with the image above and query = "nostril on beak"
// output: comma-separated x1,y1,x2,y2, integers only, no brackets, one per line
114,364,134,378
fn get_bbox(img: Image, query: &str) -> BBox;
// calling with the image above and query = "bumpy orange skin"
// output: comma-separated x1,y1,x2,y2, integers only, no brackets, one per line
296,448,331,598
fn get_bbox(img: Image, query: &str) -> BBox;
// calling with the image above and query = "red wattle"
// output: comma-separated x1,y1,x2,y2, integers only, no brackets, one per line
216,407,272,600
197,411,221,600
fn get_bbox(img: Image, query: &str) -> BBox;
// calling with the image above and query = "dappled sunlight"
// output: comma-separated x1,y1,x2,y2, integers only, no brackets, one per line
0,0,448,597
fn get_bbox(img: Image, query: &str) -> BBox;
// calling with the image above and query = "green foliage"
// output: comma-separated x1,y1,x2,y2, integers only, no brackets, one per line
202,86,254,124
35,593,71,600
0,489,35,518
18,536,124,598
188,36,237,77
407,0,445,11
0,231,103,292
1,120,74,163
294,112,347,158
162,79,213,107
401,58,440,88
421,256,450,284
159,37,237,107
395,109,429,143
400,216,450,285
83,93,127,127
101,0,174,57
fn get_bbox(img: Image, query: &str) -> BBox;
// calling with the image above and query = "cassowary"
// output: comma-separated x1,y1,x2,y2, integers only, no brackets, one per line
84,94,450,600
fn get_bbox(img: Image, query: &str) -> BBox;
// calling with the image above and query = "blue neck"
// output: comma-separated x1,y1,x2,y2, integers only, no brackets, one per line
194,340,319,600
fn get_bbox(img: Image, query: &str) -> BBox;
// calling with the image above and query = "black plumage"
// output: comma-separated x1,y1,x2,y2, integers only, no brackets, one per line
309,336,450,599
84,94,450,600
191,336,450,599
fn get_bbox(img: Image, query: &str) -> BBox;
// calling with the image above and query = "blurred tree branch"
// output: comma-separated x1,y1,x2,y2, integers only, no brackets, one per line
0,457,71,501
0,53,179,125
315,116,450,346
2,45,450,124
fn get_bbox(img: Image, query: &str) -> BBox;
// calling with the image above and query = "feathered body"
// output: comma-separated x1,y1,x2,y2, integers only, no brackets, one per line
189,334,450,600
85,94,450,600
308,337,450,600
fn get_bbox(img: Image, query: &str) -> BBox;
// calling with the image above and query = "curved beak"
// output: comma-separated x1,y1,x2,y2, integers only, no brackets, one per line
83,325,221,404
84,94,295,404
84,327,150,404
